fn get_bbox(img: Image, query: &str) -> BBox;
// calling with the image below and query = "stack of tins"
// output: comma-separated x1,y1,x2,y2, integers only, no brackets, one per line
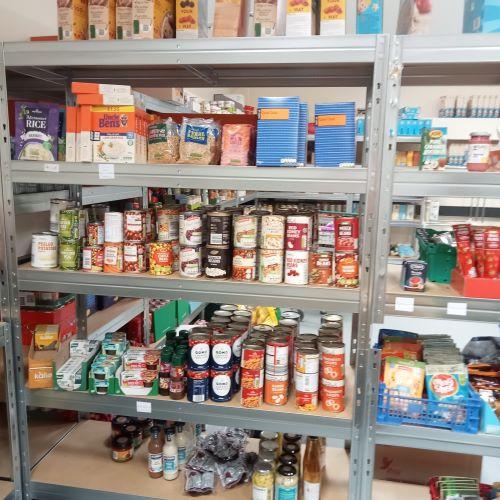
59,208,85,271
285,213,313,285
205,211,232,279
333,216,359,288
154,205,179,274
232,212,261,281
179,210,203,278
259,214,286,284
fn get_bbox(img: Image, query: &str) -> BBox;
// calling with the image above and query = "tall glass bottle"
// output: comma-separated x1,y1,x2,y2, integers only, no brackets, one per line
162,427,178,481
148,425,163,479
303,436,321,500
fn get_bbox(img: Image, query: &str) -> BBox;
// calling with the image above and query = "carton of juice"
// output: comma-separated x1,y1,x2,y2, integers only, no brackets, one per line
132,0,175,39
116,0,133,39
89,0,116,40
57,0,89,40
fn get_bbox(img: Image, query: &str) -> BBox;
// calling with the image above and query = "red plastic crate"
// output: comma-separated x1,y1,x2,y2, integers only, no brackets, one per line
21,299,77,346
450,268,500,299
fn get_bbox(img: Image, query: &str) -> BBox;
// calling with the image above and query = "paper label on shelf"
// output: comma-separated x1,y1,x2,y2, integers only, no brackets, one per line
44,163,59,173
98,163,115,179
446,302,467,316
136,401,151,413
394,296,414,312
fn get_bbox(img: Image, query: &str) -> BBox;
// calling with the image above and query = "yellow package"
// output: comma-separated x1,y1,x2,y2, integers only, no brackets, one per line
89,0,116,40
132,0,175,39
251,306,279,327
34,325,60,351
383,356,426,398
58,0,89,40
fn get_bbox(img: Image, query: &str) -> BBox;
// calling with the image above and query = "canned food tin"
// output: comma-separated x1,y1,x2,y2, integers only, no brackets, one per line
286,215,312,251
179,211,203,247
149,242,173,276
260,215,285,250
334,252,359,288
233,215,258,249
266,337,289,369
240,368,264,390
31,232,58,269
207,211,231,246
233,309,252,319
50,199,74,233
264,371,288,406
210,333,233,370
87,222,104,246
252,324,274,335
123,242,146,273
188,333,211,371
230,331,244,361
278,318,299,337
284,251,309,285
179,246,202,278
241,386,263,408
171,240,179,272
232,364,241,393
232,248,257,281
321,313,343,325
59,239,79,270
145,208,155,242
59,209,80,240
78,209,88,243
317,212,336,248
104,242,124,273
296,390,318,412
187,370,209,403
280,310,302,322
258,249,284,284
156,208,179,242
309,250,333,285
124,210,146,242
210,369,232,402
295,348,320,374
295,371,319,393
334,216,359,252
205,245,231,279
319,341,345,381
213,309,233,319
220,304,237,312
321,378,345,412
82,245,104,272
104,212,124,243
241,343,265,370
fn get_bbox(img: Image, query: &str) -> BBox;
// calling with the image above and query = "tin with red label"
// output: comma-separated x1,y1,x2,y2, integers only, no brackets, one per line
179,211,203,247
210,333,233,370
284,250,309,285
319,340,345,381
233,215,258,249
82,245,104,272
309,250,333,285
187,370,209,403
241,386,263,408
188,333,211,371
210,369,233,402
157,208,179,242
286,215,312,251
103,242,124,273
334,252,359,288
241,343,265,371
296,389,318,412
295,348,320,374
232,248,257,281
179,246,202,278
123,242,146,273
87,222,104,246
334,216,359,252
124,210,146,242
266,336,289,369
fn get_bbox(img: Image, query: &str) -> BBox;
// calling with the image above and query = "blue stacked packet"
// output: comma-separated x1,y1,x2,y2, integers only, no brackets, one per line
297,103,308,167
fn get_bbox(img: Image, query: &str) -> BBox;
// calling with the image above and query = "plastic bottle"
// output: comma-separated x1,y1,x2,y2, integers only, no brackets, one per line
148,426,163,479
175,422,188,470
162,427,178,481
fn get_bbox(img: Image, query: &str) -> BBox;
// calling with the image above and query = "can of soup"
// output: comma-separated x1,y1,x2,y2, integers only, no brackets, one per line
284,250,309,285
156,208,179,242
82,245,104,272
179,246,202,278
103,242,124,273
59,239,79,270
179,211,203,247
31,232,58,269
104,212,124,243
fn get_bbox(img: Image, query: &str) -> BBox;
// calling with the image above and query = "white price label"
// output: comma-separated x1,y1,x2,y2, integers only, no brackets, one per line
394,297,414,312
446,302,467,316
98,163,115,179
136,401,152,413
44,163,59,173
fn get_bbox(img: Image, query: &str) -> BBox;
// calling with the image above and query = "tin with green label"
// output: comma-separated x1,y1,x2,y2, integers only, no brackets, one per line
59,239,79,270
59,209,80,240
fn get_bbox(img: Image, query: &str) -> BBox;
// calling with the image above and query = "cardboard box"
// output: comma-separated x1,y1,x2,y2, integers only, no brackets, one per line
375,445,482,485
28,337,68,389
34,324,60,351
133,0,175,39
357,0,382,34
77,104,93,163
286,0,315,36
65,106,77,163
176,0,199,38
213,0,245,37
319,0,346,35
89,0,116,40
57,0,89,40
116,0,133,39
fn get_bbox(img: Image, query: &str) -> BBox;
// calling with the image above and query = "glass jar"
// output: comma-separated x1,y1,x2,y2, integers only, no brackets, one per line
111,436,133,463
252,460,274,500
279,453,298,471
134,417,153,439
467,132,491,172
274,464,298,500
260,431,279,443
123,424,142,449
259,440,279,460
111,416,131,438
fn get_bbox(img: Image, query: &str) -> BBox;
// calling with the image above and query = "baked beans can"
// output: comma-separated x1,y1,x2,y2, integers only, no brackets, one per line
87,221,104,246
149,242,174,276
179,246,202,278
317,212,336,248
319,340,345,381
50,199,74,233
156,208,179,242
210,333,233,370
124,210,146,242
123,242,146,273
59,209,80,240
278,318,299,337
103,242,124,273
187,370,209,403
321,378,345,413
295,348,320,374
207,211,231,246
295,371,319,393
59,239,79,271
260,215,285,250
188,333,210,371
334,216,359,252
171,240,180,272
266,336,289,369
241,386,263,408
233,215,258,249
179,211,203,247
31,232,58,269
104,212,124,243
145,208,155,242
205,245,231,279
241,343,265,370
258,249,284,284
296,389,318,412
264,371,288,406
210,369,233,402
232,248,257,281
334,252,359,288
309,250,333,285
284,250,309,285
82,245,104,272
286,215,312,251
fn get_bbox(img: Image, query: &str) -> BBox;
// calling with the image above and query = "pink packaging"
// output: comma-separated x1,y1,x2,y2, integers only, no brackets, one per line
220,124,254,166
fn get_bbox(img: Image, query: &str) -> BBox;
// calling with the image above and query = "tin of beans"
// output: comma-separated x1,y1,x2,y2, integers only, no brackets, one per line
264,371,288,406
309,250,333,285
59,239,79,270
334,252,359,288
188,333,210,371
241,343,265,370
179,246,202,278
31,232,58,269
284,250,309,285
87,221,104,246
286,215,312,251
82,245,104,273
104,242,124,273
210,369,233,402
319,340,345,381
149,242,174,276
241,386,263,408
179,211,203,247
260,214,285,250
233,215,258,249
334,216,359,252
258,249,284,284
123,242,146,273
157,208,179,242
210,333,233,370
295,348,320,374
187,370,209,403
207,211,231,246
317,212,336,248
59,209,80,240
232,248,257,281
296,389,318,412
124,210,146,242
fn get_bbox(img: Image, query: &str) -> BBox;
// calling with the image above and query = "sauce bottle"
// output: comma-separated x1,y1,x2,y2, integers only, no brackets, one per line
303,436,321,500
148,426,163,479
175,422,188,470
162,427,178,481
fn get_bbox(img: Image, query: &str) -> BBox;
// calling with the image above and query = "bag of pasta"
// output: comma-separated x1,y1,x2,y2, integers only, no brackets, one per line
148,118,179,164
179,117,220,165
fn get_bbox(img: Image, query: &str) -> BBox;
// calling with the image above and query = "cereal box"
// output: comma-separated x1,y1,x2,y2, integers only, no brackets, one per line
286,0,315,36
176,0,199,38
116,0,133,39
356,0,382,34
57,0,89,40
133,0,175,39
254,0,278,36
320,0,345,35
89,0,116,40
65,106,77,162
34,324,60,351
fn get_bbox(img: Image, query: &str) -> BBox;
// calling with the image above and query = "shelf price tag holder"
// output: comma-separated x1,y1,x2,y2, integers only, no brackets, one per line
44,163,59,173
394,296,414,312
136,401,152,414
446,302,467,316
98,163,115,179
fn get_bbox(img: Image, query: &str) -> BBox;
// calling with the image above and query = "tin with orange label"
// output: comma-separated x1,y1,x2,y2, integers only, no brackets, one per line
319,340,344,381
309,250,333,285
104,242,123,273
295,348,320,374
334,252,359,288
295,389,318,412
241,386,263,408
321,378,345,412
264,371,288,406
241,343,265,370
240,367,264,390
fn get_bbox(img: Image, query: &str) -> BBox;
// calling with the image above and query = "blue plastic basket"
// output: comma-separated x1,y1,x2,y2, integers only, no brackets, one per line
377,383,482,434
